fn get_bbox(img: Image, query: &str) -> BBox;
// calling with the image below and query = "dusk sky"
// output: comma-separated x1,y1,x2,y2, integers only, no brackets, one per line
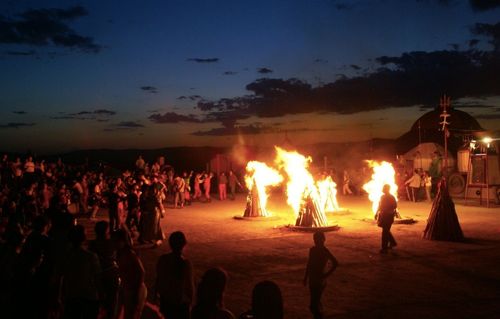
1,0,499,153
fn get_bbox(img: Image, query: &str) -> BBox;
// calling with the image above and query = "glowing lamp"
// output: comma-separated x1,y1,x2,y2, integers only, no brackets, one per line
482,137,492,148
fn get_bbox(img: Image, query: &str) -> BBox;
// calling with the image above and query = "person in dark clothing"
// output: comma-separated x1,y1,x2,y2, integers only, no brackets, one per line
115,229,147,319
154,231,194,319
138,184,163,247
228,171,242,200
126,184,141,233
239,280,283,319
375,184,398,253
191,268,234,319
107,183,126,232
303,232,338,319
18,216,52,319
88,221,120,319
62,225,101,319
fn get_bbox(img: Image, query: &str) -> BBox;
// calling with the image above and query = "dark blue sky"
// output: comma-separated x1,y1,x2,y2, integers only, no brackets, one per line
1,0,499,152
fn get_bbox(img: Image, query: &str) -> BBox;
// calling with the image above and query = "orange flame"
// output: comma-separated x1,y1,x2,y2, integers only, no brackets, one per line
362,161,398,214
245,161,283,216
274,147,332,226
317,176,341,213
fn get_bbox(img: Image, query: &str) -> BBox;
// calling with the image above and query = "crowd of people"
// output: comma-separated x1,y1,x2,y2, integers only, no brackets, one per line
1,151,441,319
0,154,342,319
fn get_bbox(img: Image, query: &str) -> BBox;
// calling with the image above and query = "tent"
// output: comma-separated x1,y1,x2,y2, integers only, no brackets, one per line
401,142,455,172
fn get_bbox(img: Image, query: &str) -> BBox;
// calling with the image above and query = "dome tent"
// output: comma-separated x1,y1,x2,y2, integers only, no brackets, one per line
402,142,455,172
396,107,484,155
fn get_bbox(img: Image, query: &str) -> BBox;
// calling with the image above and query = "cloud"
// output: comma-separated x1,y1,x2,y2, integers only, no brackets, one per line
469,0,500,11
471,22,500,51
257,67,273,74
0,6,101,53
50,115,79,120
116,121,144,128
4,50,36,56
140,86,158,93
149,112,202,124
192,40,500,122
71,109,115,116
104,121,144,132
223,71,237,75
93,109,116,116
51,109,116,120
177,96,187,100
330,0,359,10
314,58,328,63
469,39,480,47
0,122,35,129
191,124,337,136
187,58,219,63
12,110,27,114
350,64,361,70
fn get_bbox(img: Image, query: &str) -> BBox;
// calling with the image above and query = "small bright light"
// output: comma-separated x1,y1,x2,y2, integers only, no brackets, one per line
483,137,492,144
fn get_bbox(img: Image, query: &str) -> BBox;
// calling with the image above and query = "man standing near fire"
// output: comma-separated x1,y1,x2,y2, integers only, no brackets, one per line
376,184,398,253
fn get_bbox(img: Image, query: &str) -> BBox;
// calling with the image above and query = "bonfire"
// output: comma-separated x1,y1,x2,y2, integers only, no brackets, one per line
275,147,329,227
243,161,283,217
362,161,399,215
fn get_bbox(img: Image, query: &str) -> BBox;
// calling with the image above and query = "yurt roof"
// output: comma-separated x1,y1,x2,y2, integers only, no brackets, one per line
411,108,483,132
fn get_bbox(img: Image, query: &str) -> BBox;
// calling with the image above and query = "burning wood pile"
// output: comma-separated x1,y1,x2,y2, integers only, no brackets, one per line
239,147,340,228
423,178,464,241
275,147,330,227
362,160,399,215
243,161,282,217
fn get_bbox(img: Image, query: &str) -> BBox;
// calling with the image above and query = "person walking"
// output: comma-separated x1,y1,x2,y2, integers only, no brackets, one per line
375,184,398,253
303,232,338,319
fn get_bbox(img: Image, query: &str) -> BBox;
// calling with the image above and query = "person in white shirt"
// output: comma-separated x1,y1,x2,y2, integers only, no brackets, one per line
405,169,422,202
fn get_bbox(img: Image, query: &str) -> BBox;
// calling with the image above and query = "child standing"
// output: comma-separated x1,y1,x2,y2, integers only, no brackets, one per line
303,232,339,319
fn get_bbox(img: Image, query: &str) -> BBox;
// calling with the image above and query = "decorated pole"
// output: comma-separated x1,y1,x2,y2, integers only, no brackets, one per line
423,95,464,242
439,95,451,175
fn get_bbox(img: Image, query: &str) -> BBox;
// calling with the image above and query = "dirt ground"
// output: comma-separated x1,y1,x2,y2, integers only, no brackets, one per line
87,194,500,319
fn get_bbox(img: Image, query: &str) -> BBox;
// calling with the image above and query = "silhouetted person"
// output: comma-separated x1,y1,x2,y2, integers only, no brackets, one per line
303,232,338,319
0,227,24,319
154,231,194,319
191,267,235,319
139,184,164,247
126,184,141,232
88,221,120,319
376,184,398,253
115,229,147,319
62,224,101,319
19,215,52,319
228,170,242,200
239,280,283,319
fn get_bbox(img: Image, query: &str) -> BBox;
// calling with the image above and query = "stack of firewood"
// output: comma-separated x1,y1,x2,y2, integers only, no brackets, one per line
296,196,328,227
243,183,263,217
423,177,464,241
